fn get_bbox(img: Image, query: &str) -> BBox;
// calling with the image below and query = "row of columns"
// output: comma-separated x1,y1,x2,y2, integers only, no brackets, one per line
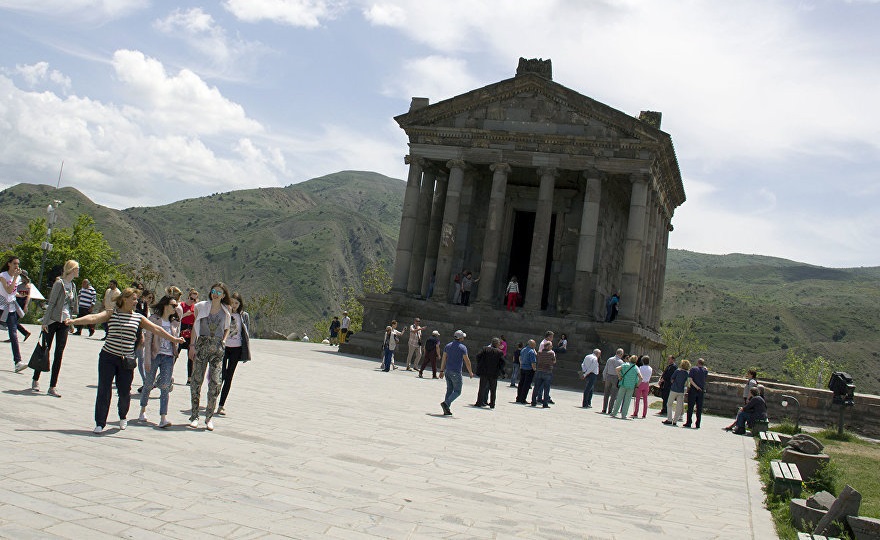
390,155,669,322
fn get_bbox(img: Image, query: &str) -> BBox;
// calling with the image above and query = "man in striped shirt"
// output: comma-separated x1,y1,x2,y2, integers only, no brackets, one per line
74,278,97,336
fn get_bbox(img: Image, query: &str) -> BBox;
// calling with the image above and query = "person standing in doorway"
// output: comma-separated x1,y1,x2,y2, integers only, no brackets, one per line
505,276,520,312
32,260,79,397
460,271,479,306
580,348,601,408
605,292,620,322
439,330,473,415
74,278,97,336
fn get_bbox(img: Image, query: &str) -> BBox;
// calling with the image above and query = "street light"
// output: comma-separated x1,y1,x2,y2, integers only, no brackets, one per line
37,200,60,292
780,394,800,432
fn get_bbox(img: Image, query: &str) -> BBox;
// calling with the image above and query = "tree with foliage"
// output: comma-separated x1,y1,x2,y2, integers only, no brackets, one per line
782,350,836,388
660,317,708,360
1,214,126,294
121,263,165,293
249,292,283,339
311,259,392,342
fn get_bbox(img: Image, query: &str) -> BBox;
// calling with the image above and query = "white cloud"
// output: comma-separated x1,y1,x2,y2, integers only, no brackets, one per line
383,56,480,102
111,50,263,136
153,8,265,77
0,0,147,20
224,0,345,28
363,3,406,26
12,62,71,92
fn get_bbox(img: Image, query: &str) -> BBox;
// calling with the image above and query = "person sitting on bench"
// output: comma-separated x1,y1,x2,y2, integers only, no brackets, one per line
729,386,767,435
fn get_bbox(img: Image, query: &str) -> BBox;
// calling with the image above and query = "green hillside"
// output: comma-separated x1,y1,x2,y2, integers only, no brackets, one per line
0,171,405,334
663,249,880,393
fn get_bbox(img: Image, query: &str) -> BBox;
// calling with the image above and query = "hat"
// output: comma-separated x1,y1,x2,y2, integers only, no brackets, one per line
453,330,466,340
431,330,440,336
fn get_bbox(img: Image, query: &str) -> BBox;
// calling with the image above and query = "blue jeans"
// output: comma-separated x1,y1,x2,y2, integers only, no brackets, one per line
382,347,394,371
532,371,552,404
5,310,21,364
582,372,597,407
444,370,463,406
509,361,520,385
140,354,173,415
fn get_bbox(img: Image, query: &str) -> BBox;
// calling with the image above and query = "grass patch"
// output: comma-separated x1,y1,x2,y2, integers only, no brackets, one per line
756,427,880,539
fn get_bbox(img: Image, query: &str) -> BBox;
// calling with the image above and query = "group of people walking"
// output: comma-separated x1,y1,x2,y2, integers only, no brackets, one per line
2,255,253,435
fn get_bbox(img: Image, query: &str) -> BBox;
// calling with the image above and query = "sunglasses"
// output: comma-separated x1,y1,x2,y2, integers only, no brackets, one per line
210,289,223,296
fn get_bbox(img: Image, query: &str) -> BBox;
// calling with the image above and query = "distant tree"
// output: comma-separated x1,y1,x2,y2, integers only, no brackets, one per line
309,258,392,342
783,350,835,388
660,317,708,360
249,292,283,338
121,263,165,293
0,214,126,294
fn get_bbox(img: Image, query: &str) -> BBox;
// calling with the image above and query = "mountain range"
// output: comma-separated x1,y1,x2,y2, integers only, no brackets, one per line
2,172,877,393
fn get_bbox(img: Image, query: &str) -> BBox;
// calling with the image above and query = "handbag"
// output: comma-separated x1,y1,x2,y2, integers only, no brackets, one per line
122,355,137,370
28,333,50,372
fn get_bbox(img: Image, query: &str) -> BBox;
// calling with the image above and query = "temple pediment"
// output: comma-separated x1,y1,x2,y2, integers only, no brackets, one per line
395,72,666,146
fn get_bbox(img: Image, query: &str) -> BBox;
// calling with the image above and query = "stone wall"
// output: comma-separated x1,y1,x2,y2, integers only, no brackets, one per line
704,373,880,438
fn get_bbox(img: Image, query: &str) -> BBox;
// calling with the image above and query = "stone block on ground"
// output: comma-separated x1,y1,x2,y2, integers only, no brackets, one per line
847,515,880,540
806,490,837,511
814,485,861,537
790,498,827,532
781,448,831,480
791,433,825,453
788,436,824,455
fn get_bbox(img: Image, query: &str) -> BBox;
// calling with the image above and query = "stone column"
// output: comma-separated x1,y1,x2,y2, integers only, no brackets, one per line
407,168,436,295
432,160,466,303
391,155,423,291
524,167,557,310
421,173,448,297
572,174,602,315
653,221,671,329
637,188,655,324
619,175,648,322
477,163,511,304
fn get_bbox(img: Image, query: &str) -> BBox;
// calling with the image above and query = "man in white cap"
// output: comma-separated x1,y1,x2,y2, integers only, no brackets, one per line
439,330,473,415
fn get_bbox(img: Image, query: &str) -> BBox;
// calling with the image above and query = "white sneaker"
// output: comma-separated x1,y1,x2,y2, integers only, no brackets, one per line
14,362,28,373
189,419,199,428
206,419,214,431
93,425,104,435
138,413,148,423
158,419,172,429
119,419,128,430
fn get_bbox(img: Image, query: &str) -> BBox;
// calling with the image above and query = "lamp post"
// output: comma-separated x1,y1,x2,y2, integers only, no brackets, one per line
37,201,60,292
780,394,800,433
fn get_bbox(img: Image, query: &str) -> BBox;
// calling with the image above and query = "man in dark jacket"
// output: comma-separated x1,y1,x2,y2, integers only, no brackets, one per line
732,387,767,434
473,337,506,408
658,355,677,415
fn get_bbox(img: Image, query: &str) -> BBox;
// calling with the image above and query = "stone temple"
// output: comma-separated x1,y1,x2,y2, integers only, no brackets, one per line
344,58,685,385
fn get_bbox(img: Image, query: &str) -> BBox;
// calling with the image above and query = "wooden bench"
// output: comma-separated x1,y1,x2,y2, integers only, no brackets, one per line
797,532,841,540
771,460,803,497
758,431,784,453
750,418,770,436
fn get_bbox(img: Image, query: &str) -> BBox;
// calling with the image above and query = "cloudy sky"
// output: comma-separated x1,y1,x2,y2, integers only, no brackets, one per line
0,0,878,267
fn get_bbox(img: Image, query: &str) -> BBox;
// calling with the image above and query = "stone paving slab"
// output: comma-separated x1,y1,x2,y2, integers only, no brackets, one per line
1,325,776,539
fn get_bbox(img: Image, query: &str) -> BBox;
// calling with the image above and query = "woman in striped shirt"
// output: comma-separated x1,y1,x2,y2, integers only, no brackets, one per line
67,288,183,435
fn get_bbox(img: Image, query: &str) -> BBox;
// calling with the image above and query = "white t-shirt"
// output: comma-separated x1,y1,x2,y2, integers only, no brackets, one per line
1,271,19,304
639,365,653,385
227,313,243,347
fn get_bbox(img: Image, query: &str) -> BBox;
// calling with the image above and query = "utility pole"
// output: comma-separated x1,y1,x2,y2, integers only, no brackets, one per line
37,162,64,292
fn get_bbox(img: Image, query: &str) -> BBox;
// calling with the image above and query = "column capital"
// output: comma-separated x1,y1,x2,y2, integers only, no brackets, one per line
536,166,558,178
490,162,511,174
405,155,425,167
446,159,466,170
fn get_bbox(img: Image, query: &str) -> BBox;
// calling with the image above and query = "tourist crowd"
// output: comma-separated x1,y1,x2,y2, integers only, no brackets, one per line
1,254,253,434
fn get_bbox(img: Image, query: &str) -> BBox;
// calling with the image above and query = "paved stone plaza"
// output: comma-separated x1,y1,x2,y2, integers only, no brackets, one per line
1,326,775,539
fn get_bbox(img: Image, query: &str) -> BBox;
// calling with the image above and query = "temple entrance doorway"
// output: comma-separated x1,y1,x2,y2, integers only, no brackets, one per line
506,211,556,310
